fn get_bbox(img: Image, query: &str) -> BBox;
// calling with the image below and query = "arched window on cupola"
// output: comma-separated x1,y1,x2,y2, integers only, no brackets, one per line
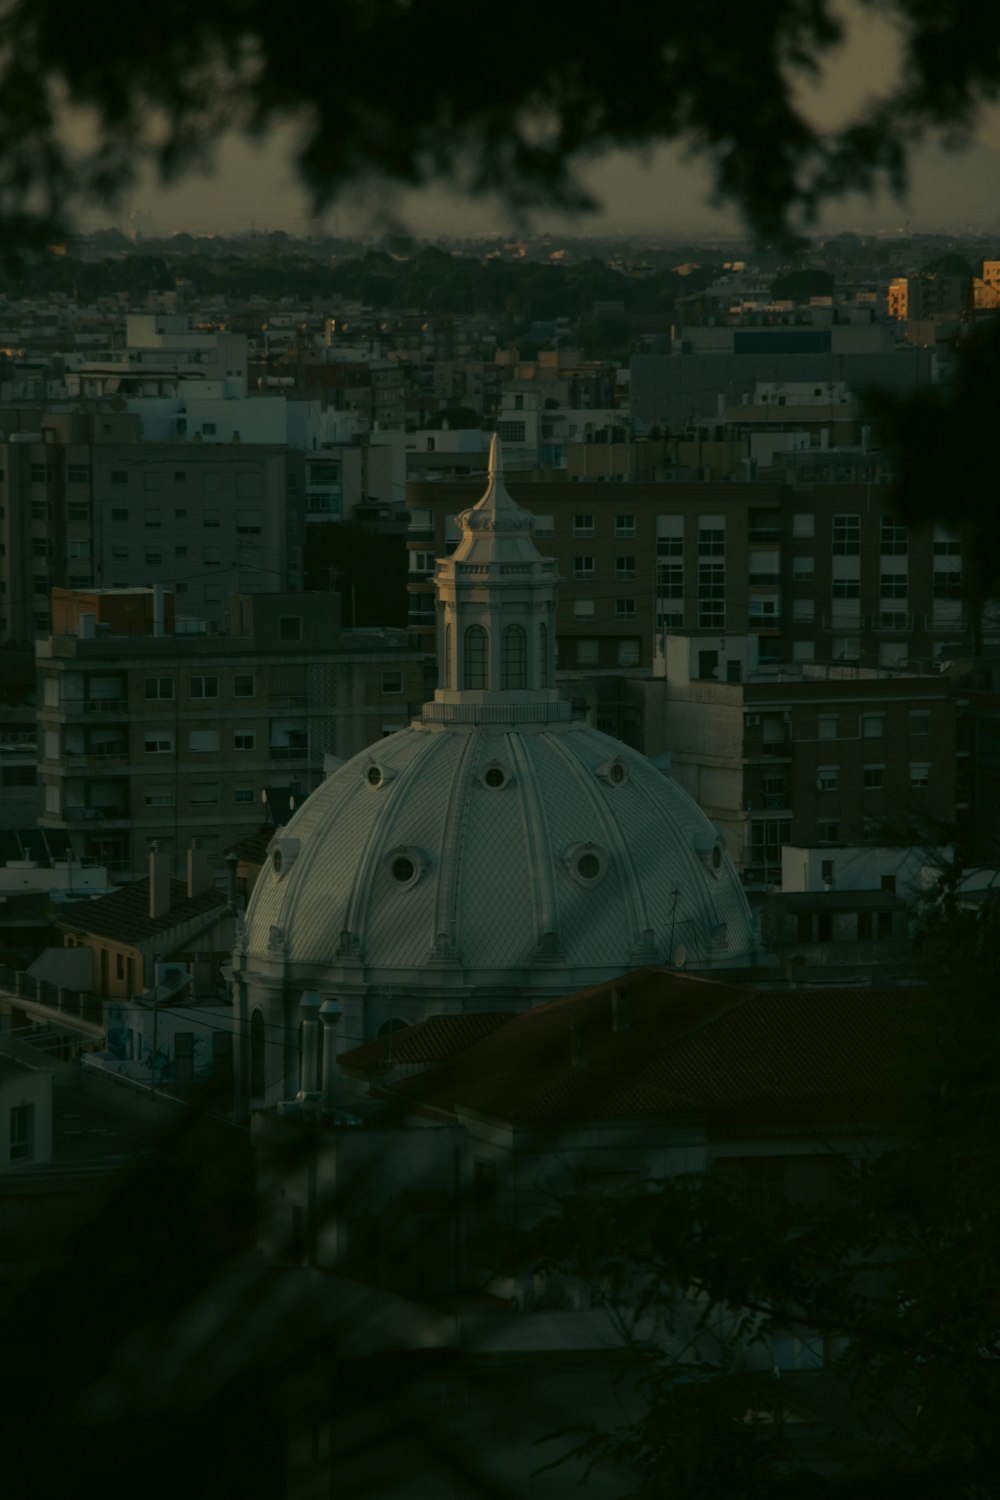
444,623,453,689
464,624,488,689
501,624,527,690
539,623,549,688
250,1008,265,1098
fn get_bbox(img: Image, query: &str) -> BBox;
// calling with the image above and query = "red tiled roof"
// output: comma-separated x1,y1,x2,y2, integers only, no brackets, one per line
340,1012,515,1077
387,969,924,1130
57,878,228,946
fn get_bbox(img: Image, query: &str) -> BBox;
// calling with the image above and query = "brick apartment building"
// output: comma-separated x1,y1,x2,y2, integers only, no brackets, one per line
407,476,975,677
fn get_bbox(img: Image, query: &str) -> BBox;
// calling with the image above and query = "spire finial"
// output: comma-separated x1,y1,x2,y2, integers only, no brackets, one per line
488,431,503,480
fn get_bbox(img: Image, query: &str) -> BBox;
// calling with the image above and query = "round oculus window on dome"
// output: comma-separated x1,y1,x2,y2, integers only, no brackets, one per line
271,848,283,875
392,855,416,883
564,842,607,886
366,764,383,787
483,765,506,789
609,763,626,785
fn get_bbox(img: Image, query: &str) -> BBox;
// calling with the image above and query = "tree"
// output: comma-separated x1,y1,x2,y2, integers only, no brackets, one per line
500,896,1000,1497
2,1,1000,245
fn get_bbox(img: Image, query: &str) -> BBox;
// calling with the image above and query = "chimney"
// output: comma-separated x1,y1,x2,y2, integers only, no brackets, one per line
149,846,171,920
186,841,214,899
611,986,630,1033
570,1022,588,1070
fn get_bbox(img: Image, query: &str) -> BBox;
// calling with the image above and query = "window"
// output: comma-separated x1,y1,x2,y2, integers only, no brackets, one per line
496,419,525,443
279,616,302,642
932,523,962,556
573,599,596,620
67,464,91,484
533,513,554,538
863,765,884,790
880,514,908,555
818,715,838,740
203,509,221,528
233,730,256,751
144,732,175,753
236,509,262,534
862,714,884,738
614,514,635,537
203,473,219,493
234,674,255,697
30,464,50,484
832,514,860,555
202,423,217,437
572,514,595,537
144,677,174,700
933,570,963,599
381,670,403,694
615,599,636,618
143,472,161,492
203,547,221,566
68,501,91,521
190,782,219,804
832,577,860,598
880,574,908,598
576,640,599,666
189,676,219,699
909,710,930,736
574,556,595,579
144,508,162,529
656,518,683,557
32,540,50,559
910,763,930,788
144,550,162,566
501,624,527,690
144,789,175,807
817,766,839,792
111,470,127,485
699,599,725,628
818,819,839,843
793,599,815,622
188,729,221,752
111,508,128,523
9,1104,34,1162
234,785,254,803
174,508,187,521
698,528,725,556
793,556,815,582
657,563,683,599
464,624,488,689
174,471,187,483
792,513,815,538
31,500,49,520
615,555,636,580
175,545,188,558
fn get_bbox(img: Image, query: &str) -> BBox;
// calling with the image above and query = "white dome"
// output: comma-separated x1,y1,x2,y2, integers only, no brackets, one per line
239,715,755,1001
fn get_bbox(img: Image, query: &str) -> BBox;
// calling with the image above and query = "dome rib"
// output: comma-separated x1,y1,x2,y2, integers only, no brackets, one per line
506,731,563,952
430,730,480,958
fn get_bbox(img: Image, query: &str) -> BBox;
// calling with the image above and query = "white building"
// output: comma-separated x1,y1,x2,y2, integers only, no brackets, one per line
233,437,758,1109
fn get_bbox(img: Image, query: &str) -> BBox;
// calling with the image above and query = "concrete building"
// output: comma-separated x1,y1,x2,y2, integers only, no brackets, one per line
645,633,957,883
0,410,306,646
36,587,427,877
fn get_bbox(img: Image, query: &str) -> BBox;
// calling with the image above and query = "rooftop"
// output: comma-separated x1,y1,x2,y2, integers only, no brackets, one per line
57,878,228,946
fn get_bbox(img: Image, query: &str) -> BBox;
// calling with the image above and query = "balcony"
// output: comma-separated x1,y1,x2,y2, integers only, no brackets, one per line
874,611,913,633
63,805,127,822
59,698,129,717
748,528,782,544
63,747,129,769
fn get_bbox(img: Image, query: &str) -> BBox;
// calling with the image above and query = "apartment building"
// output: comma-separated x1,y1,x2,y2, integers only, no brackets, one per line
0,411,305,647
36,588,426,877
644,634,957,882
407,476,976,677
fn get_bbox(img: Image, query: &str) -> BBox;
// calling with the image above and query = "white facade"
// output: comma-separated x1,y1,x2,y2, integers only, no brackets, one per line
235,439,757,1108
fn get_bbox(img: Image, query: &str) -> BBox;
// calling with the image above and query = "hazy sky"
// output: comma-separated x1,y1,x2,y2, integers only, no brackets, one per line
93,3,1000,239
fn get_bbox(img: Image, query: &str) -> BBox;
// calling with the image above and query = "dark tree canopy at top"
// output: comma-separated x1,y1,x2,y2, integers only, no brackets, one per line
1,0,999,242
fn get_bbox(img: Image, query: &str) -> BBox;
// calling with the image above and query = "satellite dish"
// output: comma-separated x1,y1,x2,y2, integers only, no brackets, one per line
674,945,687,969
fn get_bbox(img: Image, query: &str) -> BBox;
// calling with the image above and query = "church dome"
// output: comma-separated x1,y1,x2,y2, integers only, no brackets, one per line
235,435,756,1062
241,714,754,995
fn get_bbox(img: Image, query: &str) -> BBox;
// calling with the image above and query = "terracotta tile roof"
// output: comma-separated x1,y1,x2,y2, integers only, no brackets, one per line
57,878,228,947
387,969,924,1131
225,828,273,867
340,1012,515,1077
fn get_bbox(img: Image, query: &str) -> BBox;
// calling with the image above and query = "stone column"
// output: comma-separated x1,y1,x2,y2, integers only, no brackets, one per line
320,999,343,1109
298,990,322,1098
